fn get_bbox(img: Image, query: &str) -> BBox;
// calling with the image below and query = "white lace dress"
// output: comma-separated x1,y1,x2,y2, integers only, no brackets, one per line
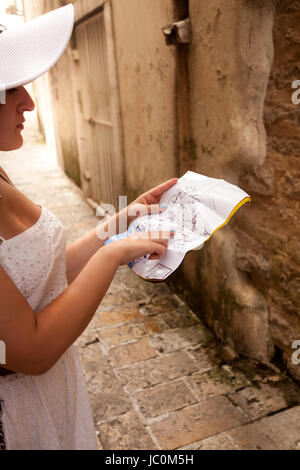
0,204,98,450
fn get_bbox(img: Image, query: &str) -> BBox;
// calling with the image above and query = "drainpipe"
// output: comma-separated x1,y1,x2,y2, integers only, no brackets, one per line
162,0,195,176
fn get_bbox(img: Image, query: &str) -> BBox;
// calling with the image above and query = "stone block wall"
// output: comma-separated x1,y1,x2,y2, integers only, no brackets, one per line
170,0,300,382
169,0,276,370
237,0,300,379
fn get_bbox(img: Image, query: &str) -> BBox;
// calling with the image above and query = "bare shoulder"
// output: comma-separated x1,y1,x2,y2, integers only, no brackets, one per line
0,176,41,239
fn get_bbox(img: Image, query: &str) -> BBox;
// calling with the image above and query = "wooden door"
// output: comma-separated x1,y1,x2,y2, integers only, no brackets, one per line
75,3,124,207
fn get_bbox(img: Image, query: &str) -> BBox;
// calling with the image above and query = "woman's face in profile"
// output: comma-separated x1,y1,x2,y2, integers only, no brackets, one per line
0,85,35,151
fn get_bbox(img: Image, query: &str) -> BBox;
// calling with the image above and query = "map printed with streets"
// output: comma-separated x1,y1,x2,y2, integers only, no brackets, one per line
128,171,251,282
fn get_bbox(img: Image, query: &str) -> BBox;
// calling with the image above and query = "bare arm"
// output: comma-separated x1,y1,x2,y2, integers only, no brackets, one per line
0,245,119,375
34,245,120,373
66,213,119,285
65,178,178,284
66,210,127,284
66,227,106,285
0,231,170,376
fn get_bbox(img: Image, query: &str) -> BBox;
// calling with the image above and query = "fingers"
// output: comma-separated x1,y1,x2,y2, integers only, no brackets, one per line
127,203,149,219
144,204,167,215
128,202,167,219
151,230,174,244
139,230,174,261
148,245,166,260
143,178,178,198
148,239,169,260
130,230,174,242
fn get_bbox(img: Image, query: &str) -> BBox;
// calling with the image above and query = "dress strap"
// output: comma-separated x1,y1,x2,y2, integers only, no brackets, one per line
0,171,14,201
0,171,14,187
0,172,17,245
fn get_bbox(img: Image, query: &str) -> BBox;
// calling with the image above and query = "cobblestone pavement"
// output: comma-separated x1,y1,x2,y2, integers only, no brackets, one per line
1,116,300,450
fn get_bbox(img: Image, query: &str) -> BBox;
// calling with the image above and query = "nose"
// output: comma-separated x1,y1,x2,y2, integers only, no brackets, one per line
18,86,35,113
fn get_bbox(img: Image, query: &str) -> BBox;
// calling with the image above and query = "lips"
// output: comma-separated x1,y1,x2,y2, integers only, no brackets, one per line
16,120,25,129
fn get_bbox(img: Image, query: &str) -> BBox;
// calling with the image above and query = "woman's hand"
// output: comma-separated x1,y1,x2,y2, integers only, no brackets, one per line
116,178,178,233
128,178,178,223
104,230,174,266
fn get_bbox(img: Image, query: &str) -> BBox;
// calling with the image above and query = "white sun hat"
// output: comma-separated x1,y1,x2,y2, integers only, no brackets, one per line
0,4,74,97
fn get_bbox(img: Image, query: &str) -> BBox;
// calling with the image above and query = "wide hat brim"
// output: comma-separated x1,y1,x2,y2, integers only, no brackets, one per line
0,4,74,91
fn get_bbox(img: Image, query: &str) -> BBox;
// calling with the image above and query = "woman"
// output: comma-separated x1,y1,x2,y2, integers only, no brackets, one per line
0,5,176,449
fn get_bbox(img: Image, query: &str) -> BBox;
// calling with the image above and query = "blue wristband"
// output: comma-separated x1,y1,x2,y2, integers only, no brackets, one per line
104,230,135,269
104,231,130,246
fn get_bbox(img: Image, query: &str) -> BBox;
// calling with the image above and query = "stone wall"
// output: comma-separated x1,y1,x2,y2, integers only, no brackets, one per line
169,0,275,366
170,0,300,382
238,0,300,379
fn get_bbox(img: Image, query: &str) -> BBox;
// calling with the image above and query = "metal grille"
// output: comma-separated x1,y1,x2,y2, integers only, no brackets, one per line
75,10,122,207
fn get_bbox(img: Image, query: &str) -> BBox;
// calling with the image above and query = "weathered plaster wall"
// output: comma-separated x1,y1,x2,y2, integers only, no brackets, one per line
169,0,276,366
23,0,81,186
25,0,176,194
22,2,57,154
111,0,177,198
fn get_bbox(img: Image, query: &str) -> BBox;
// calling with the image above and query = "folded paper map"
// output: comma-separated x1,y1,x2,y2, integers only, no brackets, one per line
126,171,251,282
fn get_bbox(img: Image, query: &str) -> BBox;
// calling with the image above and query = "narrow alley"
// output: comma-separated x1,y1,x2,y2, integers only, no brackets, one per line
1,116,300,451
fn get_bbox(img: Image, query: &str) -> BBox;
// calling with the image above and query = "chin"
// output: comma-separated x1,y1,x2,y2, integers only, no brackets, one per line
11,136,24,150
15,137,24,149
0,136,23,151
